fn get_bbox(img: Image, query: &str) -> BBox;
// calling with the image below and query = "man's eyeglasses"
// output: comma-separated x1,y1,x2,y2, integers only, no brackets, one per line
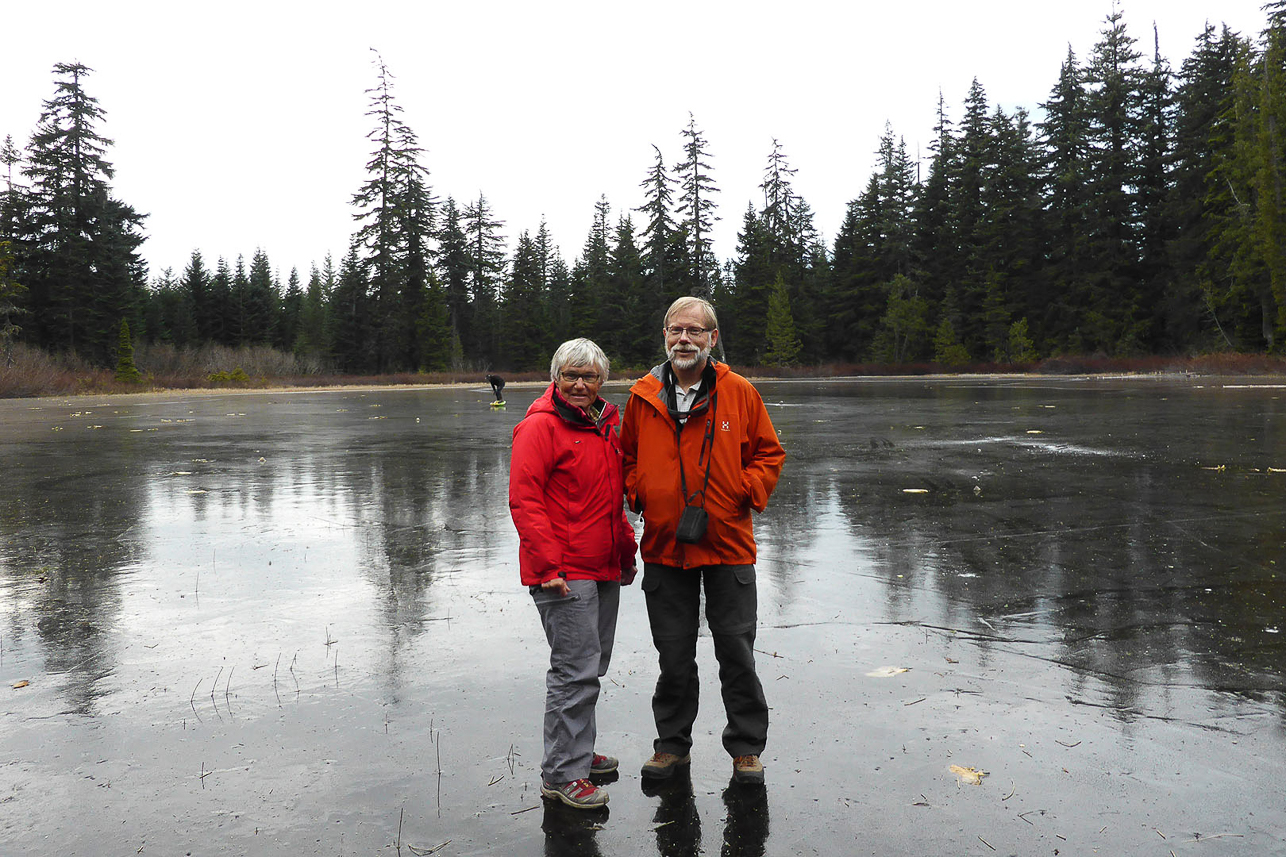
664,325,711,338
558,371,601,384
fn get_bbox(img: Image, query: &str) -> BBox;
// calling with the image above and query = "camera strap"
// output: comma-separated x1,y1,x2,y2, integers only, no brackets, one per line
668,374,716,509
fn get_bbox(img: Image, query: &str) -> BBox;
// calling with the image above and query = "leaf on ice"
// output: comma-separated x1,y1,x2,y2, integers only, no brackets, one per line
12,680,29,689
950,764,987,785
866,666,910,677
902,488,929,494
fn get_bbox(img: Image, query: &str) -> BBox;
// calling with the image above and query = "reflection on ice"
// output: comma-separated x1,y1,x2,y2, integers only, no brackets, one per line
0,378,1283,854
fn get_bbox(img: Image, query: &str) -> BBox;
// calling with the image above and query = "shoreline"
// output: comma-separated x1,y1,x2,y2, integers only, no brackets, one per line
10,368,1286,403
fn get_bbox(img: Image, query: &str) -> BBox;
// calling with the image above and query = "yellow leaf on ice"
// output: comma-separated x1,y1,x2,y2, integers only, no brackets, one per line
950,764,987,785
12,680,29,689
866,666,910,677
902,488,929,494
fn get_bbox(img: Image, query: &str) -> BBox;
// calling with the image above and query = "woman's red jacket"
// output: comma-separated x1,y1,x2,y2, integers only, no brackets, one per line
509,383,637,586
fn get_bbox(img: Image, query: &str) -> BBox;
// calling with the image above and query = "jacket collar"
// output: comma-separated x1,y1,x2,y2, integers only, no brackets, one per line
544,383,617,433
661,358,718,423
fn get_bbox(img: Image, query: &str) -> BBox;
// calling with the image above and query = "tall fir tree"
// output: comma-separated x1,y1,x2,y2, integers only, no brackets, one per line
1039,46,1094,351
351,52,437,372
435,197,473,368
1168,25,1244,348
461,192,506,368
636,144,685,323
675,114,720,296
499,230,547,370
18,62,147,364
1082,8,1149,352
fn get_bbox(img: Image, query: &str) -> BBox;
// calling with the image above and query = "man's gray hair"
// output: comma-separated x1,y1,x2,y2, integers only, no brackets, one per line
663,296,719,331
549,338,610,383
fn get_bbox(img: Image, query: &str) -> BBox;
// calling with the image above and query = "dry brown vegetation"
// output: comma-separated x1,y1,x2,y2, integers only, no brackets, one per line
2,344,1284,400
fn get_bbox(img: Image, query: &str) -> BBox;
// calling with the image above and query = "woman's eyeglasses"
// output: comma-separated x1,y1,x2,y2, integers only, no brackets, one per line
558,371,601,384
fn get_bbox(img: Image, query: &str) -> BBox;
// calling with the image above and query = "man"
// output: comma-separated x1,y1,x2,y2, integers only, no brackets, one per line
620,296,785,785
486,373,506,404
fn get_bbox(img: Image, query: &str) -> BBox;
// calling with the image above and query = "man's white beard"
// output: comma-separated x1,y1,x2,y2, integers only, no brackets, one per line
668,344,710,372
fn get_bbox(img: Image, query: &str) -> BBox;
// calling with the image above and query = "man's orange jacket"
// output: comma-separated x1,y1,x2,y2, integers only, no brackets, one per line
620,361,785,568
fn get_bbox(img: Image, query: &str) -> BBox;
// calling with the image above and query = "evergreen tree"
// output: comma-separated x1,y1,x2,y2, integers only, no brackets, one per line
978,107,1046,358
1250,13,1286,348
1039,46,1093,351
872,273,931,363
0,239,26,366
295,260,331,367
499,230,547,370
351,52,436,372
1076,8,1150,352
435,196,472,365
1168,25,1244,348
911,92,960,312
147,266,196,347
245,248,280,345
762,273,802,366
570,196,612,345
278,267,303,352
534,218,570,350
18,62,147,364
462,192,506,368
0,135,24,246
1205,30,1271,348
675,114,720,295
636,144,684,320
951,78,993,355
415,271,452,372
328,244,373,372
829,126,915,361
1135,24,1176,350
114,318,141,382
608,215,650,365
207,257,234,347
181,250,212,341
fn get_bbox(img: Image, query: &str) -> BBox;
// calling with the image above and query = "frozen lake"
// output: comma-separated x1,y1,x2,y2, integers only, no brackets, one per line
1,377,1284,855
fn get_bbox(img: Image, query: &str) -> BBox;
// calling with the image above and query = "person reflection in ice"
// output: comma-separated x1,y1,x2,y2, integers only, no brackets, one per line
644,769,701,857
720,780,770,857
643,772,770,857
541,801,607,857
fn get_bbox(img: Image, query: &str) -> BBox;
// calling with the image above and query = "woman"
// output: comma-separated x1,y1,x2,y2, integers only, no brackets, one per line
509,338,638,809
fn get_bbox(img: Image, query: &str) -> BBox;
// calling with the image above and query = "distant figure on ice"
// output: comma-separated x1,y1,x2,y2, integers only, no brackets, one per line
486,373,506,404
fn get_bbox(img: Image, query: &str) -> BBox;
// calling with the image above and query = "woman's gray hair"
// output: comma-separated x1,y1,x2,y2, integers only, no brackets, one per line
549,338,610,383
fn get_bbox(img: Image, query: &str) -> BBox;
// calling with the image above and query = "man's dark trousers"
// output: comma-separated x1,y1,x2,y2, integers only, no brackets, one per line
641,562,768,757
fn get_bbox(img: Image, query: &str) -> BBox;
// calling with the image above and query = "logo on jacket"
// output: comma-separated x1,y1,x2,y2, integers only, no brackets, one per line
721,420,731,432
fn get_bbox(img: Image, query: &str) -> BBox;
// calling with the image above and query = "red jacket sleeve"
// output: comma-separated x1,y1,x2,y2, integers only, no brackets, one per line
509,416,562,583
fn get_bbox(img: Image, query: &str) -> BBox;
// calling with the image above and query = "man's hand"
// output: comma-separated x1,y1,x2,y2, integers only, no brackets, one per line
542,576,570,597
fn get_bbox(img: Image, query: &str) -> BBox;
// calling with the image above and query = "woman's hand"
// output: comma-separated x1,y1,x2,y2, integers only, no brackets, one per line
542,576,570,597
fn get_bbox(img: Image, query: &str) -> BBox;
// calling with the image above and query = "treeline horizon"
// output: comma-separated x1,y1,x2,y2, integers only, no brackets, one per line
3,7,1286,377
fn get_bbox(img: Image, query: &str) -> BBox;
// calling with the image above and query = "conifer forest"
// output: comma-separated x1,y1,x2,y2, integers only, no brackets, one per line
3,9,1286,376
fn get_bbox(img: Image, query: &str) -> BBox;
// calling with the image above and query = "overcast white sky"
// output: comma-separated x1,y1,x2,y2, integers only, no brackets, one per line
0,1,1269,284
